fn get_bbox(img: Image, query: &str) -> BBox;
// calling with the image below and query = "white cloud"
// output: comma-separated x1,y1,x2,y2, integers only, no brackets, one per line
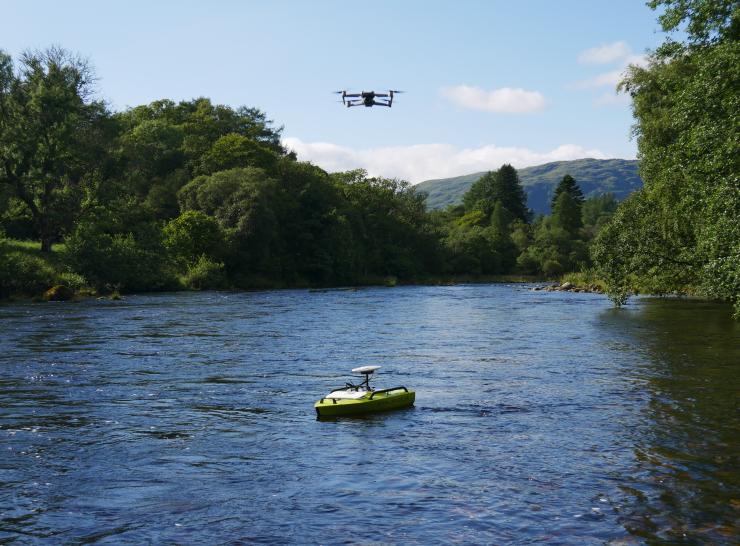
282,137,616,183
575,68,625,89
624,54,649,68
574,53,649,90
440,85,546,113
578,41,631,64
594,92,631,106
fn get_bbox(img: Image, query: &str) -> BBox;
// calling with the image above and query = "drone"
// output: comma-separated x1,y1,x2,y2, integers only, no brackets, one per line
334,89,403,108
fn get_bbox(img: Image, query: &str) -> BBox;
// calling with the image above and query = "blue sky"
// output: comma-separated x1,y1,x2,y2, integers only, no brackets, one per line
4,0,669,182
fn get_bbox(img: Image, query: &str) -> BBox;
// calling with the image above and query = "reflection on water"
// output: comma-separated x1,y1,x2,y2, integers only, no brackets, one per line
605,299,740,544
0,288,738,544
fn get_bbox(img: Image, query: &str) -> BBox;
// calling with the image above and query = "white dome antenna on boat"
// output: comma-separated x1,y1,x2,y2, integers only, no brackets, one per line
350,365,381,390
351,365,381,374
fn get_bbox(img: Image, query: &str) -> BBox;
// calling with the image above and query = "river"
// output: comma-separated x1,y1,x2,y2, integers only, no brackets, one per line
1,285,738,544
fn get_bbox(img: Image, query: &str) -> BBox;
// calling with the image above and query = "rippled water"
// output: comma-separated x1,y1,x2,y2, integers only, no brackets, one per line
1,285,738,544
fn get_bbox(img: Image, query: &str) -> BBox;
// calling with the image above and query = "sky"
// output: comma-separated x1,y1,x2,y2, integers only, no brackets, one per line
3,1,670,183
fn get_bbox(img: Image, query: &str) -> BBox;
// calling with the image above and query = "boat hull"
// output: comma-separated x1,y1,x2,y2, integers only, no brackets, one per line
315,389,415,417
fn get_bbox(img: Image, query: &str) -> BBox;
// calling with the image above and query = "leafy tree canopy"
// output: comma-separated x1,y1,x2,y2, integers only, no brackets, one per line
0,47,113,251
462,164,528,222
595,0,739,315
649,0,739,43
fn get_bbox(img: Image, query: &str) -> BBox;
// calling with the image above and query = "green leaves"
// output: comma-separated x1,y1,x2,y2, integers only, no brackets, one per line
0,48,110,251
551,175,584,210
64,220,175,292
453,164,593,278
594,1,740,315
195,134,279,176
163,210,225,267
648,0,739,43
518,216,588,278
462,165,529,222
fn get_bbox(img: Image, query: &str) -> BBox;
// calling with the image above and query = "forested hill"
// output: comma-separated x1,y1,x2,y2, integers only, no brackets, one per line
416,158,642,214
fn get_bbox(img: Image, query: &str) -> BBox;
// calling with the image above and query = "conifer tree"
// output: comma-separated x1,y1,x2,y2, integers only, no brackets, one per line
492,164,529,222
551,174,584,210
552,191,583,234
490,201,513,235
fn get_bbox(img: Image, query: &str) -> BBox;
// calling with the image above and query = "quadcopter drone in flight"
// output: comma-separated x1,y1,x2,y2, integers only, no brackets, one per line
334,89,404,108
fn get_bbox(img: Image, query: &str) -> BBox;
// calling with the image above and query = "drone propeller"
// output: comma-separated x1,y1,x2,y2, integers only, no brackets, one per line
390,90,405,94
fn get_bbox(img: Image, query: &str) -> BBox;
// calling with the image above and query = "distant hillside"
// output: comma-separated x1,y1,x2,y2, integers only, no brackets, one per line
416,158,642,214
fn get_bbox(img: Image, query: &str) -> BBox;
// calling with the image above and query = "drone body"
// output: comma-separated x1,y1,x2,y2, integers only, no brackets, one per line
335,89,403,108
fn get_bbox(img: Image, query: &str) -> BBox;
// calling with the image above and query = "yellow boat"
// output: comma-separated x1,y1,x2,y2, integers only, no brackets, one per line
314,366,415,417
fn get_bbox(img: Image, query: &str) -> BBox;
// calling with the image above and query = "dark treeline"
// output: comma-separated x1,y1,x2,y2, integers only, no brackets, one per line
0,47,620,298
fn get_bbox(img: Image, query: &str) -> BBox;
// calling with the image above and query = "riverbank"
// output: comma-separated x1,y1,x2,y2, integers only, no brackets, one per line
531,271,608,294
1,238,553,302
0,237,700,304
0,272,550,303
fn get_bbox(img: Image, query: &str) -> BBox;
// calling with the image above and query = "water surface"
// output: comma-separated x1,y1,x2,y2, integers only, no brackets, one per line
1,286,738,544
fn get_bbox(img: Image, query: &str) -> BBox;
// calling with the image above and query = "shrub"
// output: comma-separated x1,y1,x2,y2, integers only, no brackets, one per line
182,255,226,290
57,271,87,291
0,249,56,297
163,210,225,267
65,221,177,292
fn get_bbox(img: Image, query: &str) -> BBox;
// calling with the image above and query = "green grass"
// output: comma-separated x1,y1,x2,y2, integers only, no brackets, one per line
560,270,607,291
0,238,78,299
3,239,66,262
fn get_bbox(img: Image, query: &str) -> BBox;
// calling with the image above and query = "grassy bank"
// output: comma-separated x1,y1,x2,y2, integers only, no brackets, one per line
0,239,89,300
559,270,608,292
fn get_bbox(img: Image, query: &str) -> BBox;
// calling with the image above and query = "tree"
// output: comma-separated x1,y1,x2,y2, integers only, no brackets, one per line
648,0,739,44
582,193,618,235
490,201,513,235
0,47,111,251
443,225,506,275
178,167,282,280
163,210,225,267
462,164,529,222
551,191,583,235
493,164,529,222
335,170,438,280
519,216,588,277
595,0,740,315
489,201,518,272
550,174,584,210
178,98,284,171
550,174,584,235
117,118,186,219
591,191,699,305
65,217,175,292
112,98,286,221
271,160,350,284
195,133,279,176
462,171,496,215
